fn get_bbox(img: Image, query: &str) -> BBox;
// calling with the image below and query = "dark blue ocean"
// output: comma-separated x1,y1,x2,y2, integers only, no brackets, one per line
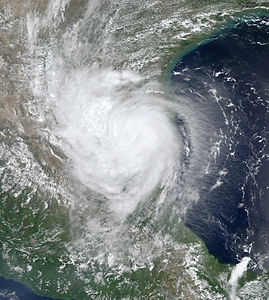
171,15,269,271
0,276,63,300
1,12,269,300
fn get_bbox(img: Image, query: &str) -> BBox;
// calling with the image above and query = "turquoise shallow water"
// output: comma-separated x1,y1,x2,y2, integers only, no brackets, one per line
171,14,269,270
0,1,269,299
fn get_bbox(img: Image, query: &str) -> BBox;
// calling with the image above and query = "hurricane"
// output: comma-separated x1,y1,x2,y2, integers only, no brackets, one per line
0,0,269,299
54,69,182,218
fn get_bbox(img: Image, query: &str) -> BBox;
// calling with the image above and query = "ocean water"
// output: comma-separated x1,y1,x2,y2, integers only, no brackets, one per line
171,15,269,270
0,0,269,299
0,276,63,300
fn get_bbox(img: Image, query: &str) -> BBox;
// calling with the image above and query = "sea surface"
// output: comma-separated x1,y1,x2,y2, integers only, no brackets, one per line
171,15,269,270
0,0,269,299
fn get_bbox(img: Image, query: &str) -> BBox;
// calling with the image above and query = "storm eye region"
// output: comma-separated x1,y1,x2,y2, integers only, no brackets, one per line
54,70,182,218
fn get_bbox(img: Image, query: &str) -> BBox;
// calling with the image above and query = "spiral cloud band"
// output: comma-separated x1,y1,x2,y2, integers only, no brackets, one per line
55,70,181,217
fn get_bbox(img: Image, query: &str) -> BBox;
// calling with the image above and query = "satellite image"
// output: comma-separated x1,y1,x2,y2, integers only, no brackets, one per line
0,0,268,299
